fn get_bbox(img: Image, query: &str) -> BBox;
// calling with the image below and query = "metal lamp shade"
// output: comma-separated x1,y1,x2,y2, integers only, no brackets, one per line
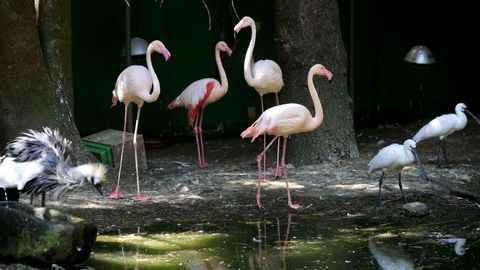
404,45,436,64
122,37,149,56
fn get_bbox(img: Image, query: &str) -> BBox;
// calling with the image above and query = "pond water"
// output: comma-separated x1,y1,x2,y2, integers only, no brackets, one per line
85,213,480,269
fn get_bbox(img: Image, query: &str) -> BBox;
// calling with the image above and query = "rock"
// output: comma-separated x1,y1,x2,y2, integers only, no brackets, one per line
0,202,97,268
402,202,429,217
83,129,148,170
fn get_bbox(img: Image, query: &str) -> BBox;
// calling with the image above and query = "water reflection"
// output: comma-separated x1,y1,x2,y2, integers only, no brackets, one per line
249,214,292,270
86,214,480,269
368,234,414,270
437,237,467,256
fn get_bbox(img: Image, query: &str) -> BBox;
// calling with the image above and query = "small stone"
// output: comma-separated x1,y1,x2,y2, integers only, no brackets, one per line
402,202,429,217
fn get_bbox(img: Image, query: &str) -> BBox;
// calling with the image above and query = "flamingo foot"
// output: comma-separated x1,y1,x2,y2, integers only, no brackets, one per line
133,193,147,202
256,195,265,209
259,175,272,183
288,203,301,209
108,188,125,199
273,165,282,179
199,162,211,169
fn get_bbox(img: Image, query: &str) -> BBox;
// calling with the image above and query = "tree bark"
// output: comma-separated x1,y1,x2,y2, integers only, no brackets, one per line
0,0,92,163
274,0,358,164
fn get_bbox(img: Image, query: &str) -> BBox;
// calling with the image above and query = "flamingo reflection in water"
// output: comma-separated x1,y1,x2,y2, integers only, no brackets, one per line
249,214,293,269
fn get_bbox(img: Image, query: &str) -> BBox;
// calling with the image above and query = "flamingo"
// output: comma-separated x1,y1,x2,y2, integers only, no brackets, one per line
109,40,171,201
368,139,429,207
241,64,333,209
167,41,232,168
234,16,284,180
0,127,107,206
412,103,480,167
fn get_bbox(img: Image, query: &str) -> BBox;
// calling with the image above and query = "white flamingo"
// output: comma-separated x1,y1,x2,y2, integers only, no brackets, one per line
234,15,284,180
413,103,480,166
168,41,232,168
241,64,332,209
109,40,171,201
368,139,428,207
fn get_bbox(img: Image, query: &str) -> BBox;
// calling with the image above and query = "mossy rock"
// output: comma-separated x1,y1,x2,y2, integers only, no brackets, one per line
0,201,97,268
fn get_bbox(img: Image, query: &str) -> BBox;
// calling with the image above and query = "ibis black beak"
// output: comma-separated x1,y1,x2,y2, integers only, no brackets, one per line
411,148,429,181
94,183,104,196
465,109,480,125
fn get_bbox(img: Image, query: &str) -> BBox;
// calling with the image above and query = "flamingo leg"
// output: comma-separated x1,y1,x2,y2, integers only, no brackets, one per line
109,105,128,199
272,93,282,179
260,95,269,182
273,137,282,179
198,108,210,168
280,137,300,209
376,171,385,207
256,136,280,209
193,113,205,169
133,106,146,202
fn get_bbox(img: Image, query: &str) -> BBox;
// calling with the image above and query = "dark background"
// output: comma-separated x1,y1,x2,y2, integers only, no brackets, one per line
71,0,479,139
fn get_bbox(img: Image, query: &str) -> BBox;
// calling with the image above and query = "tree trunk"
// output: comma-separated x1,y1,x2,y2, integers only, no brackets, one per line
273,0,358,164
0,0,92,163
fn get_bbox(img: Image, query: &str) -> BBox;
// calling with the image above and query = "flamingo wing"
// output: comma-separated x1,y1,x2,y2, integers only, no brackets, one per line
114,65,152,102
241,104,310,140
169,79,217,126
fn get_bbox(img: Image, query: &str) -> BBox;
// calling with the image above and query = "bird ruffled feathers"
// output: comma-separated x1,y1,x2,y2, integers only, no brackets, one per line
1,127,108,203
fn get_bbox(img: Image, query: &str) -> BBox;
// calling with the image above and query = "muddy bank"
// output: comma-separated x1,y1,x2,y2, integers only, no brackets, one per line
26,120,480,232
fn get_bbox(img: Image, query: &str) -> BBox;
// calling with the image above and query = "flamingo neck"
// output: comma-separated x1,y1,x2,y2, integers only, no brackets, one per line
144,46,160,102
215,47,228,94
304,68,324,131
243,23,257,87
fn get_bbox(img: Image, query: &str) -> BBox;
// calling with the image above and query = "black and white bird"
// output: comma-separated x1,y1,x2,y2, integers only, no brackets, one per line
413,103,480,166
368,139,428,207
0,127,107,206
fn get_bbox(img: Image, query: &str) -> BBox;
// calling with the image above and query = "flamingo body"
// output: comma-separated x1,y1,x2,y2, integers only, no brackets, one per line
241,103,316,141
250,59,284,95
113,65,153,106
168,78,220,126
241,64,333,209
109,40,171,201
168,41,232,168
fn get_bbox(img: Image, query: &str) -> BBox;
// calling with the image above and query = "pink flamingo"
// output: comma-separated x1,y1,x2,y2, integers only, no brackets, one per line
241,64,333,209
234,16,284,180
109,40,171,201
167,41,232,168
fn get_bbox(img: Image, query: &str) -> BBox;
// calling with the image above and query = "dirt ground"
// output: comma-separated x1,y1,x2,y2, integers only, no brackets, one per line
31,119,480,233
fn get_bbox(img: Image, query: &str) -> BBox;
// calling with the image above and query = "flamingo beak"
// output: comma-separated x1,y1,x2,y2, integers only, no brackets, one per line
233,20,244,34
161,47,171,61
111,96,118,108
324,69,333,82
465,109,480,125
